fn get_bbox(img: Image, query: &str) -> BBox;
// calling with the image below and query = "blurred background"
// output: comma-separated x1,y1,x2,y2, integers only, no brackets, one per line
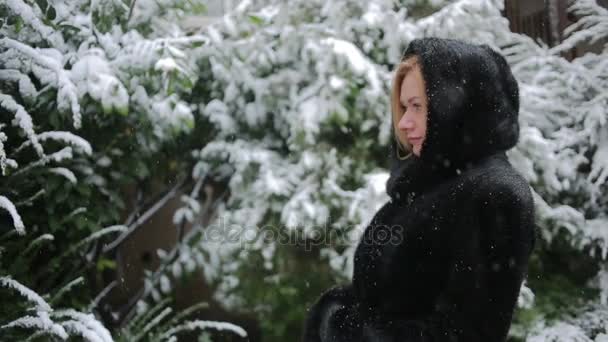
1,0,607,341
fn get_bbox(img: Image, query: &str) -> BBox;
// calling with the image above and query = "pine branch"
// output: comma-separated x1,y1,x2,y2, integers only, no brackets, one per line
115,179,228,329
102,175,189,254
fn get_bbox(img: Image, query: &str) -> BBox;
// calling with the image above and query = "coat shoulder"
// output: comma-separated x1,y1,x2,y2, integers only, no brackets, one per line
468,163,533,209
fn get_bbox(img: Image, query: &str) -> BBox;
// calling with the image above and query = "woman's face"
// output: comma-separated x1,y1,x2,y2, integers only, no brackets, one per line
397,64,428,157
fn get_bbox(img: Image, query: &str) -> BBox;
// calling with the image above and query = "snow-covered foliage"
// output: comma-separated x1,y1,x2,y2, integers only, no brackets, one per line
0,276,112,341
174,0,608,339
0,0,242,340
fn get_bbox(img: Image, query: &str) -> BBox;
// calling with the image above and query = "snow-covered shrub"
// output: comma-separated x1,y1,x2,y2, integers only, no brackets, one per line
177,0,608,340
0,0,244,340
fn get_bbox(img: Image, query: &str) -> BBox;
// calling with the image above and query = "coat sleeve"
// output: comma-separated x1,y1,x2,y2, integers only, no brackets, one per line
302,284,363,342
368,183,536,342
469,183,536,341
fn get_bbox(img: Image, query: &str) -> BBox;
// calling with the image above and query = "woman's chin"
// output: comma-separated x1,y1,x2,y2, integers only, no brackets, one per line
412,147,421,157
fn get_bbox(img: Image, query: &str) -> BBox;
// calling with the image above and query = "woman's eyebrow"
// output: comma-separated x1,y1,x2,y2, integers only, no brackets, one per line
401,96,420,105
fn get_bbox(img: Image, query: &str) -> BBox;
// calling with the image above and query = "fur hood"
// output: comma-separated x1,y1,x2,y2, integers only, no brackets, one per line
386,38,520,200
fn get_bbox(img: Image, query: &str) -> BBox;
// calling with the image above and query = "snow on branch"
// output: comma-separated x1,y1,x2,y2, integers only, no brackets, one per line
0,69,37,100
60,320,107,342
415,0,509,46
580,218,608,260
0,281,103,340
552,0,608,53
110,34,207,73
0,38,81,128
588,128,608,190
63,225,127,259
15,131,93,156
0,125,19,175
0,195,26,235
0,276,50,311
49,167,77,184
49,277,84,305
52,310,112,342
132,307,172,342
319,37,382,96
4,0,66,50
21,234,54,256
527,321,591,342
0,311,68,340
0,93,44,157
517,280,535,309
12,147,73,177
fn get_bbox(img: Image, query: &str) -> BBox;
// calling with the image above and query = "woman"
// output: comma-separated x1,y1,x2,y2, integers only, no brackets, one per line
302,37,537,341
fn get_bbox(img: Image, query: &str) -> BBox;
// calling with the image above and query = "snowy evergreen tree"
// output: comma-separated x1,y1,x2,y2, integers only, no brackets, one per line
183,0,608,340
0,0,246,340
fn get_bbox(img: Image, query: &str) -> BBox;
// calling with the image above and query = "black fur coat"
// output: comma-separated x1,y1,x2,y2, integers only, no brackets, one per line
302,38,537,342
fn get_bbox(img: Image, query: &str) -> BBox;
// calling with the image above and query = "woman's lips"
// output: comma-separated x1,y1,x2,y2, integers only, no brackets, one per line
408,137,422,144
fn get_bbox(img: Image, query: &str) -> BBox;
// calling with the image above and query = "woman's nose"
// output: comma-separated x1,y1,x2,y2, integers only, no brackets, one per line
398,114,415,131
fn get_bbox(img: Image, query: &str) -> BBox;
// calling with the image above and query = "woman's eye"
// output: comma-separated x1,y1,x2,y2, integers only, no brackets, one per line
402,103,422,113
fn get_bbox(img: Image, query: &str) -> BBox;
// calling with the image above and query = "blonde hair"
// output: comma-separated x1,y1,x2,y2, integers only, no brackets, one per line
390,55,422,159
